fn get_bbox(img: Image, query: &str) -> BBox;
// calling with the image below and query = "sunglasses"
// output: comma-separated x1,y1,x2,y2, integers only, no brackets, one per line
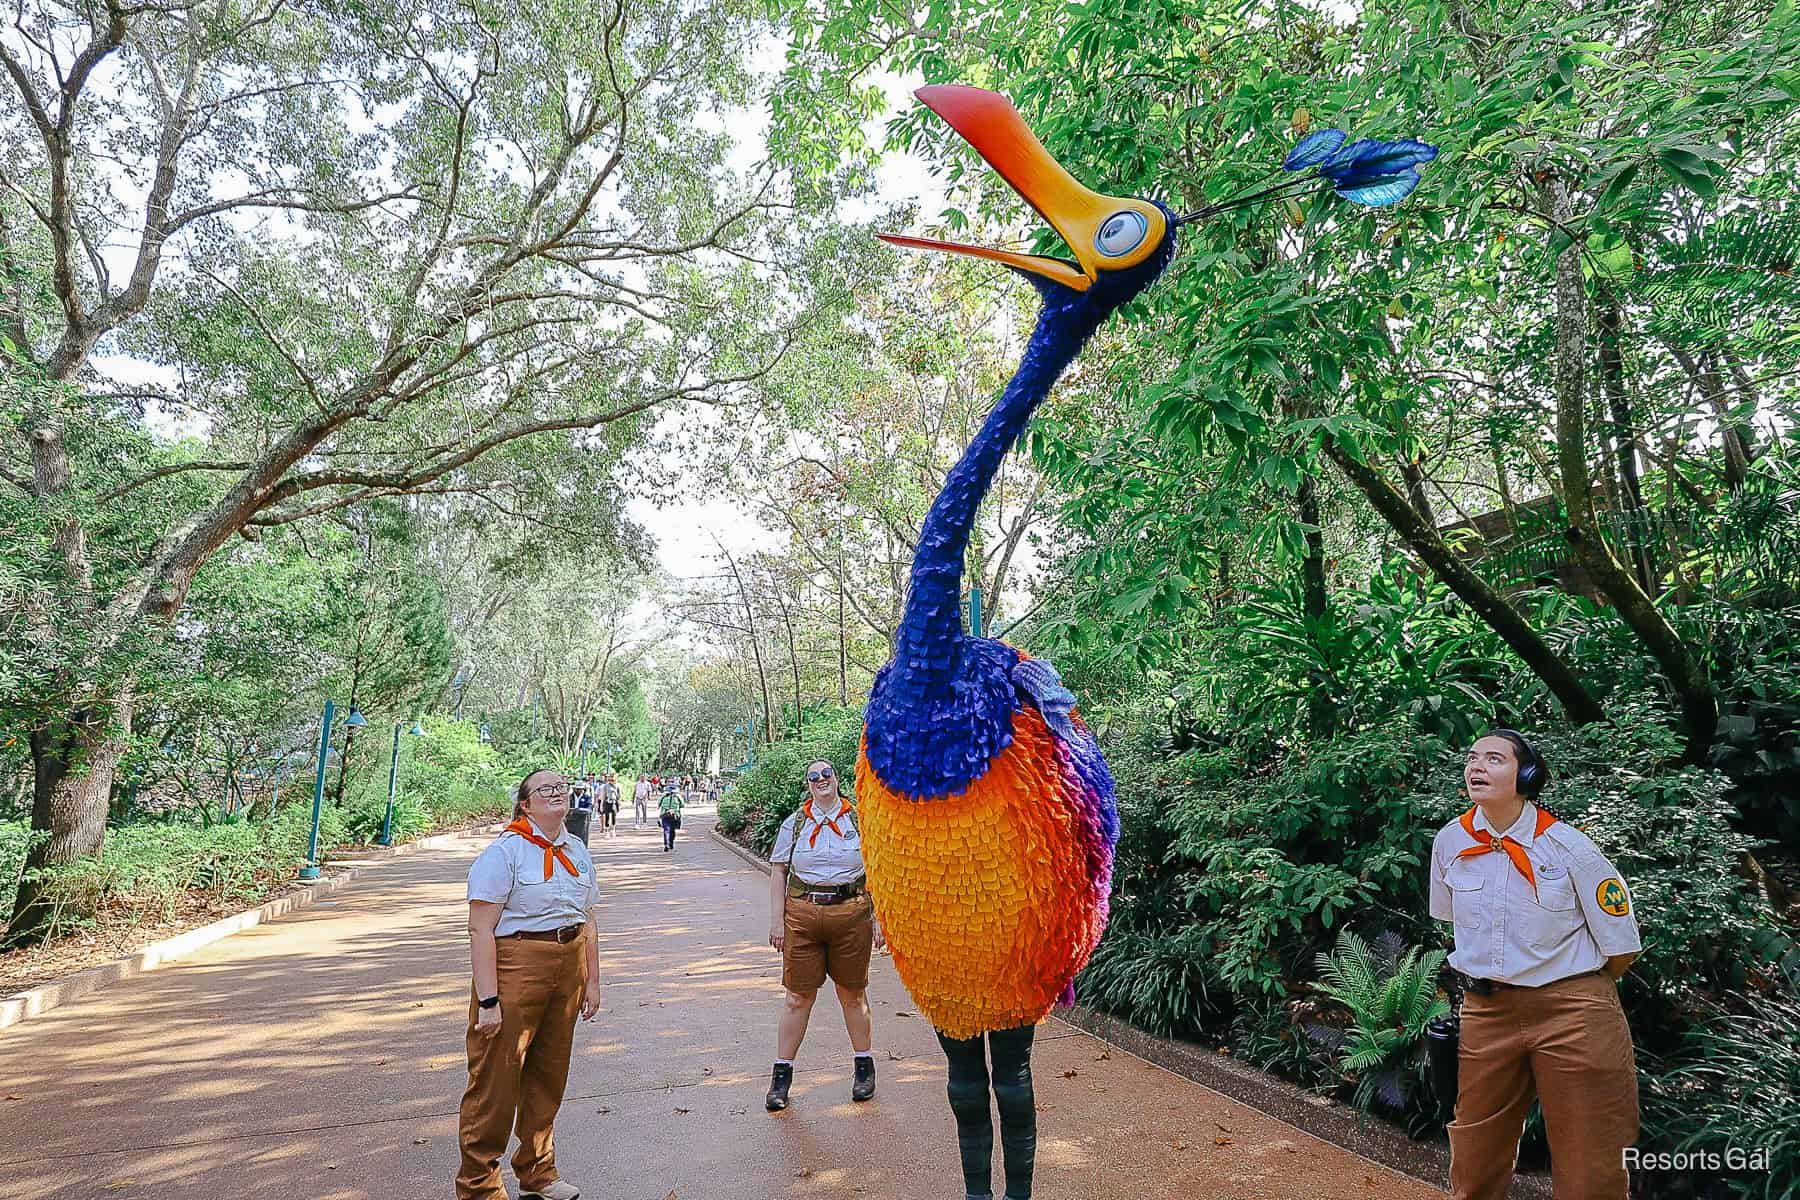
806,767,835,782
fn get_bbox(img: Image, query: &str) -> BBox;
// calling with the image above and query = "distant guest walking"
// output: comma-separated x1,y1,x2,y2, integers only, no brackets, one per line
633,775,652,827
1432,730,1642,1200
658,783,684,852
764,759,884,1112
458,769,601,1200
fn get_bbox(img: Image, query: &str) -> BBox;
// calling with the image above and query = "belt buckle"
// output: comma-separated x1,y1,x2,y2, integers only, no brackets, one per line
809,891,836,905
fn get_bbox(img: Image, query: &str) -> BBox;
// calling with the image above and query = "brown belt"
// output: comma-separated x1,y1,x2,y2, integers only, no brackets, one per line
503,923,585,943
788,876,866,906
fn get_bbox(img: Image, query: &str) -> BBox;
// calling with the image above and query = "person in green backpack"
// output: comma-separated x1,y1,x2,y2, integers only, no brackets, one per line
657,781,684,852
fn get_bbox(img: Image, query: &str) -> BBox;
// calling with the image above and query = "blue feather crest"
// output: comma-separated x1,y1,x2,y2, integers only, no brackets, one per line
1316,137,1439,207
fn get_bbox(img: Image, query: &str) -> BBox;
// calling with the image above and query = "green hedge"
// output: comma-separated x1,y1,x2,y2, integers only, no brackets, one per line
717,706,864,856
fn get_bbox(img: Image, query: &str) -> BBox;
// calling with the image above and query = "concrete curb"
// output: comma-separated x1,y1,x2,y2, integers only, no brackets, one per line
0,820,505,1032
706,825,1551,1198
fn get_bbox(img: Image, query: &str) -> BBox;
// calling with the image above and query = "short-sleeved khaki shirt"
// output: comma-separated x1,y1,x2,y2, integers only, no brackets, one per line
1430,801,1641,987
770,798,866,887
467,820,599,937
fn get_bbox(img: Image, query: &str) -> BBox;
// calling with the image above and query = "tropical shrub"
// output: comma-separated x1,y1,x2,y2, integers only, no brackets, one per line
1303,929,1449,1123
717,705,863,856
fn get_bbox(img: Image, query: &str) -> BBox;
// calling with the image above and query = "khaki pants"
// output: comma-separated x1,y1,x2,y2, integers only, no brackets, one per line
456,935,587,1200
782,893,874,993
1450,971,1638,1200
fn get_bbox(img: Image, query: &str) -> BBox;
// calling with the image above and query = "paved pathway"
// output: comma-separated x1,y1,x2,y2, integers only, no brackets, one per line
0,809,1444,1200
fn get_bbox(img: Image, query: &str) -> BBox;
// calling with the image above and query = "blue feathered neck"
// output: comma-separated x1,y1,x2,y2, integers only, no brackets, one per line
865,221,1175,799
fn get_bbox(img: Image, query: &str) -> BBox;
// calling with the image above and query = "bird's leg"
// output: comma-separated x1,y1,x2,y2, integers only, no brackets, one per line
938,1030,995,1198
989,1025,1038,1200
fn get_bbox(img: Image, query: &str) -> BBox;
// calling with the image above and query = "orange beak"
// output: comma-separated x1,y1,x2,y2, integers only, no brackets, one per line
880,86,1166,293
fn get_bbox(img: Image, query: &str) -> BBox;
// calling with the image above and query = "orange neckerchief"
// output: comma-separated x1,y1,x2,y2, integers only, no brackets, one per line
505,817,579,881
803,795,853,848
1455,805,1556,894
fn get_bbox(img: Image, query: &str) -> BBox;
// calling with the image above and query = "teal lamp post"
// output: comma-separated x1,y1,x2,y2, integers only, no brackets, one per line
734,717,756,767
301,704,366,879
376,721,426,847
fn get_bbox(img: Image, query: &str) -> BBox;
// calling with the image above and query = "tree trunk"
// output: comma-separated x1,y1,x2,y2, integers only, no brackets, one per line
1296,475,1337,735
837,542,849,708
9,696,134,943
1545,176,1716,761
1659,336,1749,490
1596,301,1655,591
1325,440,1606,726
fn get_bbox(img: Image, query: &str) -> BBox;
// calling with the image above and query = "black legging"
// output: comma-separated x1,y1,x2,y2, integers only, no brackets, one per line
937,1024,1036,1200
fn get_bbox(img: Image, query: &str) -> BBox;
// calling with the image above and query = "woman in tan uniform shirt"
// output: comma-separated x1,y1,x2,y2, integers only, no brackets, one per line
458,769,601,1200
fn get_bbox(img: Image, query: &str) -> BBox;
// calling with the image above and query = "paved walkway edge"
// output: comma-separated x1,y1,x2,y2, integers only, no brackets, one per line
0,821,503,1031
707,825,1550,1199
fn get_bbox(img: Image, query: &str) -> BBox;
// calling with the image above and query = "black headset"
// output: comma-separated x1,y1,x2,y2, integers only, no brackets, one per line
1485,728,1549,797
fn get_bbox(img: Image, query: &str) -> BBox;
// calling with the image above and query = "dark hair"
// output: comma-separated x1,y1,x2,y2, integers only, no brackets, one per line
1480,729,1550,797
513,768,557,818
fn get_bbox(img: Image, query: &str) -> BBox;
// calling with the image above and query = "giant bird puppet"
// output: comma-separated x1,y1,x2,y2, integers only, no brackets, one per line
855,85,1437,1200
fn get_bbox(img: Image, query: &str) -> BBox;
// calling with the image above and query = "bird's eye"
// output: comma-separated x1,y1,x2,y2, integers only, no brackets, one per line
1095,210,1149,257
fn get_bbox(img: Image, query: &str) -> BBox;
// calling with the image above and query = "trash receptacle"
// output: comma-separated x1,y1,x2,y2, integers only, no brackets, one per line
565,808,593,845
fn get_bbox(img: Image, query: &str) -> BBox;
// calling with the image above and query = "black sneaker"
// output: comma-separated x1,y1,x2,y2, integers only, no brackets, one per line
765,1062,793,1112
851,1055,875,1102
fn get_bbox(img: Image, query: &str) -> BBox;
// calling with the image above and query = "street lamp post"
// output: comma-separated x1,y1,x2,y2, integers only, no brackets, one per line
734,717,756,768
299,700,335,880
377,721,426,847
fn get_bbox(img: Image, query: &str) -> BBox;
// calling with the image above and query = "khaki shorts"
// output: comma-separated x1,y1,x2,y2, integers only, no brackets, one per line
782,893,874,994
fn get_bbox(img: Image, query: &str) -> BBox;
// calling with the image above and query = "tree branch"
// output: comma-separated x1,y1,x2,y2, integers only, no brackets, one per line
97,460,254,504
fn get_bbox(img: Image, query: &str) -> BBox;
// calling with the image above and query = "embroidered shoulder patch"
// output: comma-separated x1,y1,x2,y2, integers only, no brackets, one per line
1596,878,1630,917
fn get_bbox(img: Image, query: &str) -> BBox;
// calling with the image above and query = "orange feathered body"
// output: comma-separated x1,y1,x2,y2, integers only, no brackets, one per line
856,706,1111,1040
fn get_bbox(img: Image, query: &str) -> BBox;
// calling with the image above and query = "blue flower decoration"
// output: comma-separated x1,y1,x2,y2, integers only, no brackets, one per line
1283,129,1439,207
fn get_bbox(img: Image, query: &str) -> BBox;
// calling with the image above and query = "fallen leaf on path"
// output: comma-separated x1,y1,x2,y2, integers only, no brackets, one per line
326,1163,338,1170
794,1168,812,1179
730,1107,747,1115
895,1010,915,1018
674,1106,690,1114
701,1067,714,1076
1094,1051,1111,1061
1061,1069,1078,1078
1364,1176,1378,1188
664,1191,678,1200
1214,1137,1232,1146
597,1106,612,1114
1174,1142,1188,1151
413,1137,430,1145
103,1181,136,1190
374,1058,390,1066
886,1051,904,1061
3,1095,19,1101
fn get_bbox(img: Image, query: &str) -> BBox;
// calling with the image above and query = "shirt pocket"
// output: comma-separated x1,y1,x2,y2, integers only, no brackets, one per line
555,858,593,910
1444,862,1487,931
1521,870,1583,947
509,852,557,897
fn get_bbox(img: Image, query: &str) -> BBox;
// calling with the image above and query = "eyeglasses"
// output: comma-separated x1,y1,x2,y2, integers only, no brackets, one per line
530,782,570,798
806,767,834,782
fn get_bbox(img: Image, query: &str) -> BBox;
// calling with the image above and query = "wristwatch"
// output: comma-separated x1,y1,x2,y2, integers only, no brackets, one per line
478,995,500,1010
